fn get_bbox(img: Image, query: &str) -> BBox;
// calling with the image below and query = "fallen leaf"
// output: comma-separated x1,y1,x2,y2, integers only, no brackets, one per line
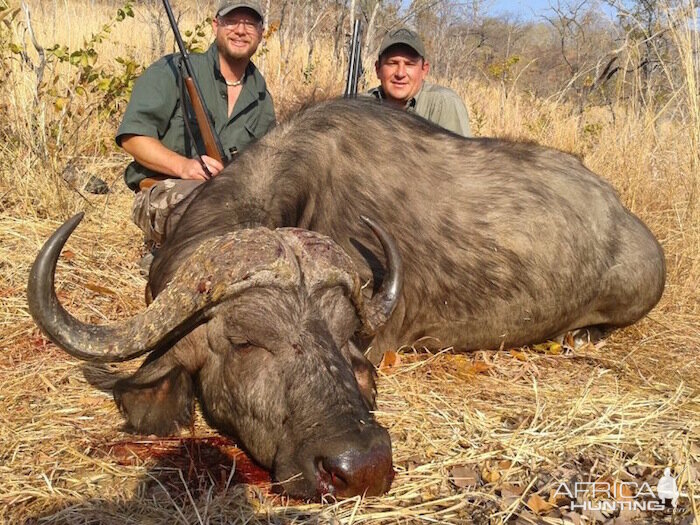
526,494,554,515
614,479,634,501
480,464,501,483
501,483,525,508
401,454,422,471
532,341,562,355
469,361,490,374
511,350,528,361
549,487,569,506
501,483,524,496
450,465,479,488
85,283,117,296
546,342,563,355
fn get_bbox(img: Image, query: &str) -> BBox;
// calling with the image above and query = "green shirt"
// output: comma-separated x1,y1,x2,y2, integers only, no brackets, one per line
368,82,471,137
116,43,276,191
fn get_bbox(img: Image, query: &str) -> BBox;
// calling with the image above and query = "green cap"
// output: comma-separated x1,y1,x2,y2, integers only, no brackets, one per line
217,0,263,21
378,28,425,59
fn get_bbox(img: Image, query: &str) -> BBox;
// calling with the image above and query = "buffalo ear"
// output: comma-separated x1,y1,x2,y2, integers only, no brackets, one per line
113,364,194,436
343,341,378,410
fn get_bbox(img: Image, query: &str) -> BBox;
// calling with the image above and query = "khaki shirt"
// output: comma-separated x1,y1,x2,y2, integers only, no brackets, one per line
368,82,471,137
117,43,276,191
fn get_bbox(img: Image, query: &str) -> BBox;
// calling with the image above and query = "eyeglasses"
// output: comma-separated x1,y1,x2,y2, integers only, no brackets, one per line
217,17,261,32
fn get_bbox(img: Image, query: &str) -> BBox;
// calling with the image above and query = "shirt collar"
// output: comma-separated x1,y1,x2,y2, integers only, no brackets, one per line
369,85,420,110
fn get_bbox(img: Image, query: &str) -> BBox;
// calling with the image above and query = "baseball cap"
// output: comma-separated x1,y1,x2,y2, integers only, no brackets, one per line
217,0,264,21
378,28,425,59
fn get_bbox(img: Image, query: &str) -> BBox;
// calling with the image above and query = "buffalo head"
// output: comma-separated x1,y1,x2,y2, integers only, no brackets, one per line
28,213,403,499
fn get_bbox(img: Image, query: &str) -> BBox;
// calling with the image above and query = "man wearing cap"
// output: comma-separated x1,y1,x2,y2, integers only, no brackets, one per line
117,0,275,255
369,28,471,137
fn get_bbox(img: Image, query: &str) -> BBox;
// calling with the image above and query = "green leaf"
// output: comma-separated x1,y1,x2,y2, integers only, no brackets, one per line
97,78,112,91
69,51,83,65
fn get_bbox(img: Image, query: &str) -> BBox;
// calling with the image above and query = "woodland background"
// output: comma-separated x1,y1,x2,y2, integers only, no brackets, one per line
0,0,698,523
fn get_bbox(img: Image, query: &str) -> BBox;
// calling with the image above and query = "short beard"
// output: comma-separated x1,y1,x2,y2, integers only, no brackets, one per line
216,35,259,63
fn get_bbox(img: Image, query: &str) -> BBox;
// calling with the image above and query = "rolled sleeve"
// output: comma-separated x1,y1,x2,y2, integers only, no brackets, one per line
116,57,180,146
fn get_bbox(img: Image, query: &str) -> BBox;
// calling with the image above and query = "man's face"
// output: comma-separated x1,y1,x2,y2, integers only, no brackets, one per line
375,45,429,106
213,8,263,61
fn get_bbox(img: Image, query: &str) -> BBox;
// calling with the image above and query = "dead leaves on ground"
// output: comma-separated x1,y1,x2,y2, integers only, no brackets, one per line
446,458,696,523
449,465,479,488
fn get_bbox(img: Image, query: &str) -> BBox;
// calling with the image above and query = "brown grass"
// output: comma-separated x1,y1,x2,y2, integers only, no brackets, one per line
1,1,698,523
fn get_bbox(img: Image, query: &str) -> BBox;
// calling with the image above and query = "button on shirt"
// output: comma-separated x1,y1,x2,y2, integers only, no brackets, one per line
368,82,471,137
117,43,276,191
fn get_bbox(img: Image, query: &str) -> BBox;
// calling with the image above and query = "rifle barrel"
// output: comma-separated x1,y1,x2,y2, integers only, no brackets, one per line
344,20,362,97
161,0,225,164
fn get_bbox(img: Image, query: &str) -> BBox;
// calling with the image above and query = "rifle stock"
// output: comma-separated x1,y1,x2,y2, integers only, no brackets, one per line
184,77,223,164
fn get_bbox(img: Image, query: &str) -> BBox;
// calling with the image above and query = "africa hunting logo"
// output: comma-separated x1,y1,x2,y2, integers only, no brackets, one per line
553,468,694,512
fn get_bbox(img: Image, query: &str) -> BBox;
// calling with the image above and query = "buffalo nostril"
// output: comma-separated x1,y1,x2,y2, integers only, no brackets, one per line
316,444,393,497
318,458,349,492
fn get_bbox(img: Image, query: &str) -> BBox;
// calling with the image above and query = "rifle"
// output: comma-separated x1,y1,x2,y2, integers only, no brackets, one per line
343,19,363,97
162,0,225,169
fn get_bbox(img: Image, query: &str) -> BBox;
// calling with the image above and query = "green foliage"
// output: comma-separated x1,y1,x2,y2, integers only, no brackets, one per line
0,3,21,87
580,121,604,150
302,61,315,85
0,1,142,158
41,3,141,119
487,56,521,83
183,18,213,54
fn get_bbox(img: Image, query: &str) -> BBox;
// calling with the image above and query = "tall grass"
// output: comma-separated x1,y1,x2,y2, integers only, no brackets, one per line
0,1,698,523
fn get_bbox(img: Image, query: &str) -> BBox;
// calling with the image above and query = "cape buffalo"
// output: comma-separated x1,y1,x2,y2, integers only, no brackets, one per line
28,97,665,499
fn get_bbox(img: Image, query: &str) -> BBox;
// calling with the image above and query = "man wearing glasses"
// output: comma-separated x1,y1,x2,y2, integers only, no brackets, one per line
117,0,275,258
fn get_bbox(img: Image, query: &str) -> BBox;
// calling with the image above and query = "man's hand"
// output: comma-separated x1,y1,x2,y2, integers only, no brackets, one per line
121,135,226,181
179,155,224,180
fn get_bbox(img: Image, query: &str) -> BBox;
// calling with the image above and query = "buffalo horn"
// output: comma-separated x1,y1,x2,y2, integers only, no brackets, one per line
27,214,297,362
357,215,403,334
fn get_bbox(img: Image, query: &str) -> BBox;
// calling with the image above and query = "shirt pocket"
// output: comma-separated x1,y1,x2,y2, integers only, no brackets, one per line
243,107,263,139
247,109,276,140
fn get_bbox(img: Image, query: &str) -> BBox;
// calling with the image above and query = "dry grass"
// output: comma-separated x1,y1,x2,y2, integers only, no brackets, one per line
1,1,698,523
